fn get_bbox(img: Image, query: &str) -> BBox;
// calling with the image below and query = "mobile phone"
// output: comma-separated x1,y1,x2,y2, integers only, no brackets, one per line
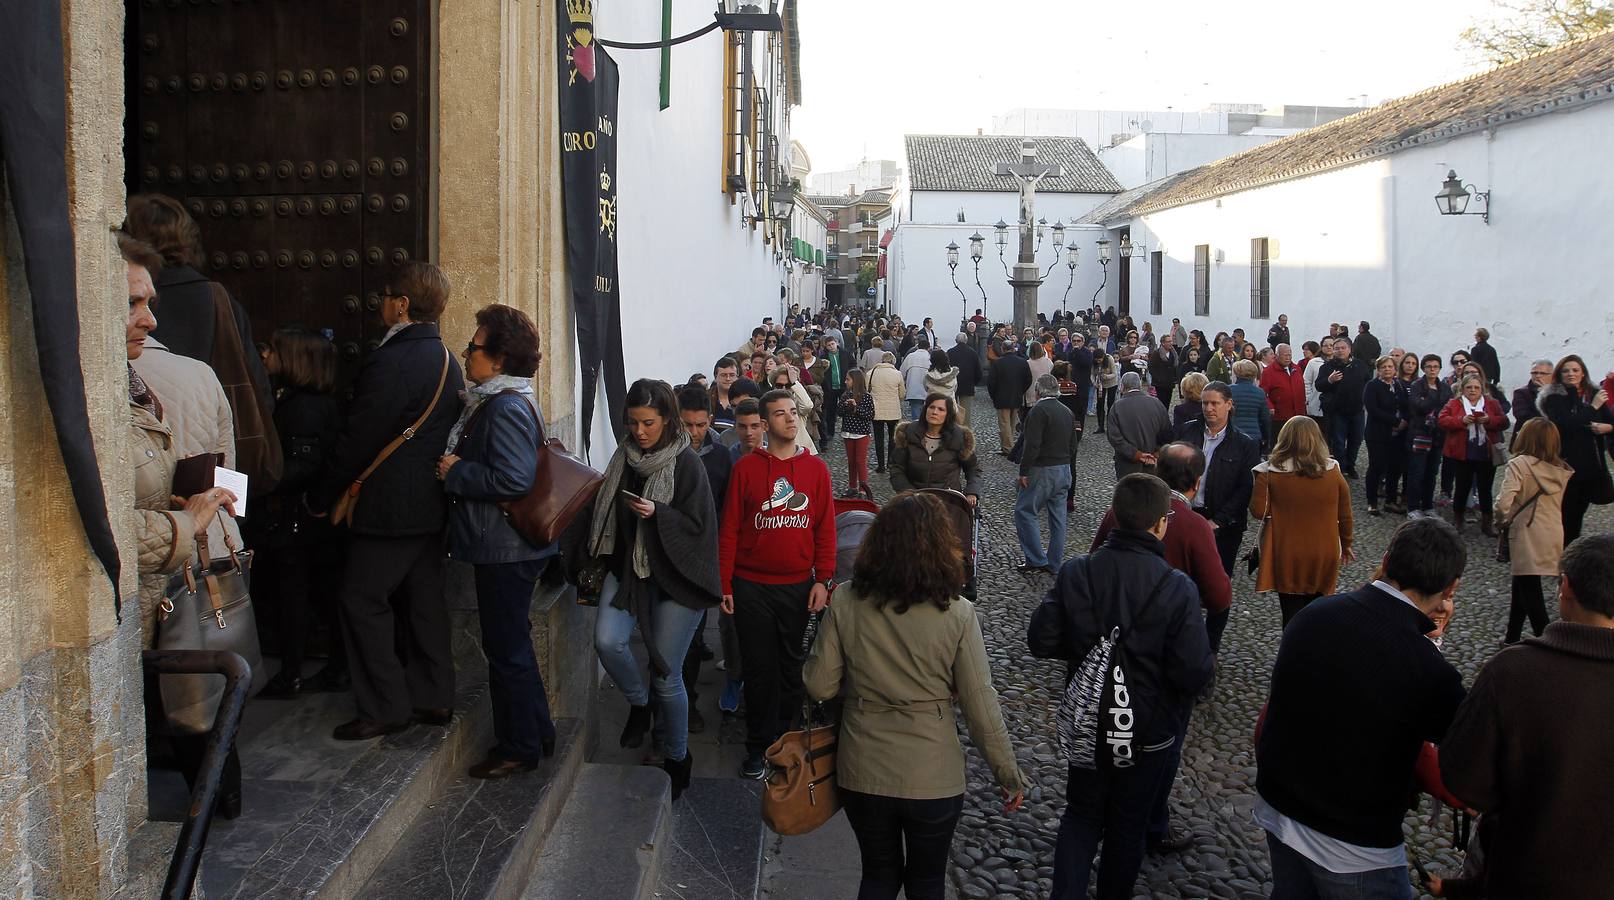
620,489,647,504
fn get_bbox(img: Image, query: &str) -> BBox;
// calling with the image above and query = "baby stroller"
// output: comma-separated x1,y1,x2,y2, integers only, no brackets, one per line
832,497,880,587
917,488,981,601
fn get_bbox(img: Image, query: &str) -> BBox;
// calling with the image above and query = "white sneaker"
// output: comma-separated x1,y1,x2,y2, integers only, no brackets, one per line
1407,509,1423,519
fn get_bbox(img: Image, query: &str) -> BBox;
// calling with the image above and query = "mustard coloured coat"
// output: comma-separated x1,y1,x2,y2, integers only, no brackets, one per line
1495,455,1574,577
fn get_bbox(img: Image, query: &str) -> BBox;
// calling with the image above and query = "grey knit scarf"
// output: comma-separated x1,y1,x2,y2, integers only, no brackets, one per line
589,429,690,579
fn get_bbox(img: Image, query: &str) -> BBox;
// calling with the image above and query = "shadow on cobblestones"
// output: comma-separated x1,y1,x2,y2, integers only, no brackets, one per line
815,396,1610,899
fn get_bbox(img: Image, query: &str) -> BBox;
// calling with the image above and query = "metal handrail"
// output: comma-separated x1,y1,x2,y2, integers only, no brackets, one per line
142,649,251,900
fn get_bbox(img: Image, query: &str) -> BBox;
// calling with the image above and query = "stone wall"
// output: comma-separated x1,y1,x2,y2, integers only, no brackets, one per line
0,0,147,896
0,1,581,895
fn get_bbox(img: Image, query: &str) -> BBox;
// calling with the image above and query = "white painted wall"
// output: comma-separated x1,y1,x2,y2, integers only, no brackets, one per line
1099,133,1284,190
887,223,1113,334
908,190,1112,227
595,0,793,449
1111,98,1614,388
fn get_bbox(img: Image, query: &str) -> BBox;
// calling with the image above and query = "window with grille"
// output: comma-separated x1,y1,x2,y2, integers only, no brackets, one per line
1150,251,1163,315
1250,237,1271,319
1193,244,1210,316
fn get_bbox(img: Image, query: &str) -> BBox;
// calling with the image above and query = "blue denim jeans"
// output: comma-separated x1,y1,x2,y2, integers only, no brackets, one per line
593,574,705,762
474,559,557,762
906,398,924,421
1014,464,1072,568
1266,832,1413,900
1404,448,1440,512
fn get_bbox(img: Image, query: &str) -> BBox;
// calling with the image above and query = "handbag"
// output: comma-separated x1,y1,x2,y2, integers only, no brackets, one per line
330,346,451,526
1489,441,1508,468
458,390,605,548
761,610,841,835
1495,482,1543,564
156,523,263,734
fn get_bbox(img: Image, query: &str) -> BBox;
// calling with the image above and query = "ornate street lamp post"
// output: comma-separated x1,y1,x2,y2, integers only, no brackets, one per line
1091,238,1112,307
947,240,968,328
1059,241,1080,319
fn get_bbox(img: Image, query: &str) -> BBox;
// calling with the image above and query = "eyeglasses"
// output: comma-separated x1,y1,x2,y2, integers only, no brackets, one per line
1531,370,1552,377
465,341,485,355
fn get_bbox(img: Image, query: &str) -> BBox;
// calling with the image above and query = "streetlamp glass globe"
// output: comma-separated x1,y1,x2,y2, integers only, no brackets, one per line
1036,217,1048,241
1097,239,1112,263
1066,241,1079,269
1435,169,1471,216
968,232,985,261
1051,220,1066,248
946,241,960,268
994,220,1009,248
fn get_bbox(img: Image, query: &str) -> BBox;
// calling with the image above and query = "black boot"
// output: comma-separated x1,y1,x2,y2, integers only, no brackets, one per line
1452,507,1465,533
663,750,694,802
620,703,652,749
1480,510,1496,537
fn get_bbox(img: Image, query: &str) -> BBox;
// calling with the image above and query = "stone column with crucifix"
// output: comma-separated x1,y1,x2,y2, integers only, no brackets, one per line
995,140,1061,332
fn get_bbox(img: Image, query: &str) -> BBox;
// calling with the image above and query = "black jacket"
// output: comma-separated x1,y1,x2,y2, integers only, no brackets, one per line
150,266,274,417
1064,346,1095,391
1256,584,1464,849
986,353,1032,410
264,386,341,550
1469,339,1500,386
1352,330,1381,364
1538,383,1613,487
445,392,555,565
1362,378,1408,443
1266,323,1290,349
316,323,465,536
945,343,982,397
1028,530,1213,751
1408,378,1452,440
1315,357,1372,415
1174,419,1258,531
696,431,733,520
1511,382,1541,435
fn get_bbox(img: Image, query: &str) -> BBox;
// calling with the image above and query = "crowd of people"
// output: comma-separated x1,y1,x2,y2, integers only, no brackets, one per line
115,192,1612,900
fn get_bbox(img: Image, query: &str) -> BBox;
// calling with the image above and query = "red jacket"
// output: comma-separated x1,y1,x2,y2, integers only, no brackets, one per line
1436,396,1508,460
719,447,837,593
1259,363,1308,421
1091,496,1231,614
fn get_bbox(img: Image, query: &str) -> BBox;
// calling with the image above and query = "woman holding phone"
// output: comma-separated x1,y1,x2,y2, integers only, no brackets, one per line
584,379,721,801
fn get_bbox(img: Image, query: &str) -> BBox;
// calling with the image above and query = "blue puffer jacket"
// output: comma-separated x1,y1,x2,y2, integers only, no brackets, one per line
444,392,557,565
1229,379,1272,446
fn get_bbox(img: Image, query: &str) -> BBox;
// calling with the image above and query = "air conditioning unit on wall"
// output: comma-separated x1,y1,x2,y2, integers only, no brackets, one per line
1214,248,1226,264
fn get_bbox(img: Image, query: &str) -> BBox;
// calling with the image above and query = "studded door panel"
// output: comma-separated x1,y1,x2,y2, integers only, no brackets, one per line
129,0,429,385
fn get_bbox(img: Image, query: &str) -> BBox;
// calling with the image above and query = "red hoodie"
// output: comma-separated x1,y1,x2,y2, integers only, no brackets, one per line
719,447,837,594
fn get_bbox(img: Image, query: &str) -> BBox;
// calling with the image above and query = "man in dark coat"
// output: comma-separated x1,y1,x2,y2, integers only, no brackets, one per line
1029,473,1212,899
1440,534,1614,900
677,385,732,734
946,332,983,426
1148,335,1182,406
987,347,1033,453
1352,320,1381,365
1175,382,1258,585
1510,358,1553,436
314,263,465,740
1257,520,1466,898
1266,314,1291,350
1469,327,1501,387
1315,338,1373,477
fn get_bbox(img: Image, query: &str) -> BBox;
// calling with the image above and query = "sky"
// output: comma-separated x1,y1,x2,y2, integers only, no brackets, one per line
791,0,1503,176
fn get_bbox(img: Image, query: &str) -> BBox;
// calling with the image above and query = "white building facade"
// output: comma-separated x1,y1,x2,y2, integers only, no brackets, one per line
889,134,1121,329
599,0,798,427
1084,34,1614,389
788,198,830,312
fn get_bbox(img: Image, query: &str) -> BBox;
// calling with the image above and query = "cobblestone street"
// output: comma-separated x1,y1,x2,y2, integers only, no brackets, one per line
817,396,1610,899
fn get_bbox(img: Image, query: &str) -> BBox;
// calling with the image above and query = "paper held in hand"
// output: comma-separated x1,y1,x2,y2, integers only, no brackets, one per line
214,466,249,517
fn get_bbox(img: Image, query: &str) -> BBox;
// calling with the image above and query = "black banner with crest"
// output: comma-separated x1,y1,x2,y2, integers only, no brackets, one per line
558,0,623,459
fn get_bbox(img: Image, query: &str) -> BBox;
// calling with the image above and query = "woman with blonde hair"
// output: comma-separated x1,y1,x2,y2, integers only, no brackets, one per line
1173,371,1209,429
1495,418,1574,644
767,363,818,455
1251,416,1355,627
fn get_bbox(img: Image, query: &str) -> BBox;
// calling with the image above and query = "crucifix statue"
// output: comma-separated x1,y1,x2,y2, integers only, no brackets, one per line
995,139,1061,331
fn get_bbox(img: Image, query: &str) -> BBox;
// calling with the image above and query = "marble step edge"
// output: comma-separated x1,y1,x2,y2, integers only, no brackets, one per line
221,676,495,900
351,715,591,900
520,763,674,900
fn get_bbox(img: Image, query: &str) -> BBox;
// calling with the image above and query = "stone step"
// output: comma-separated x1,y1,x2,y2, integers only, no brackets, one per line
655,777,767,900
218,674,495,899
520,764,673,900
353,717,588,900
